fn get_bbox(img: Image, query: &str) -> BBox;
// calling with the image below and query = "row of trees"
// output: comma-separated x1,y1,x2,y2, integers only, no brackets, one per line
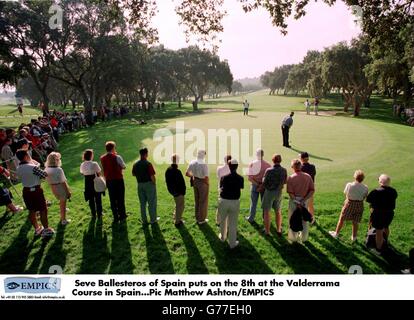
261,31,413,117
260,4,414,117
0,0,233,123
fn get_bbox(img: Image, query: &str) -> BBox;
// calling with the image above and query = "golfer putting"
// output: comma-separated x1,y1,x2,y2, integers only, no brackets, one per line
281,112,294,148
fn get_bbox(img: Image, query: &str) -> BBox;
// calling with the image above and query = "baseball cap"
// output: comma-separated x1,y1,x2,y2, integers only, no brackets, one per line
17,138,31,149
229,159,238,165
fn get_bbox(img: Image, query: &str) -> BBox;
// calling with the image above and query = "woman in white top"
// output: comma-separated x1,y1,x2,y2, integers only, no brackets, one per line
329,170,368,242
45,152,72,225
80,149,103,218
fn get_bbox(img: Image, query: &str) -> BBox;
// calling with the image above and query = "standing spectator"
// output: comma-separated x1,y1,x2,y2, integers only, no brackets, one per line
80,149,103,219
218,159,244,249
0,167,23,213
1,138,17,183
100,141,127,223
262,154,287,236
245,149,271,223
314,97,319,115
243,99,250,116
165,154,186,227
281,112,294,148
300,152,316,220
16,149,54,238
216,155,232,225
329,170,368,242
304,99,311,115
92,108,98,123
45,152,72,225
132,148,158,224
286,159,315,243
186,150,209,225
366,174,398,254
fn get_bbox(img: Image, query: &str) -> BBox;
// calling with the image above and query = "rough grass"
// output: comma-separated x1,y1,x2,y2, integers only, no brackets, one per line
0,93,412,274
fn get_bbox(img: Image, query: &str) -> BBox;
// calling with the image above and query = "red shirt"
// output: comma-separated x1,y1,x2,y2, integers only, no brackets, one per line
50,118,58,128
100,152,124,181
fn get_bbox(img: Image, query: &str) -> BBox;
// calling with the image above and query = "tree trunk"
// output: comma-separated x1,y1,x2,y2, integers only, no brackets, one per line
41,90,50,115
178,95,182,108
192,96,199,111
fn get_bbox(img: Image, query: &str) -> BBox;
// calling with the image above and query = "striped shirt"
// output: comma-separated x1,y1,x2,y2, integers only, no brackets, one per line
16,162,48,188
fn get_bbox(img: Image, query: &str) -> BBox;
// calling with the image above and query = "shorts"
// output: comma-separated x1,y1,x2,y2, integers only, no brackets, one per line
371,211,394,230
23,186,47,212
341,199,364,223
51,183,69,201
262,188,282,211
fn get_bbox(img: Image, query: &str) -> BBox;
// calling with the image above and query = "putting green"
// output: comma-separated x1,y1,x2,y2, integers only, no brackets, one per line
141,111,408,193
0,100,412,274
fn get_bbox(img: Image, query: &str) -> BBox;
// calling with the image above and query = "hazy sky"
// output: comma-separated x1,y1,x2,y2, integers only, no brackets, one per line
153,0,361,79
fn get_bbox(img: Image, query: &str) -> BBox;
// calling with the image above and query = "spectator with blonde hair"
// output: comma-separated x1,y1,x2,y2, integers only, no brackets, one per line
45,152,72,225
329,170,368,242
367,174,398,254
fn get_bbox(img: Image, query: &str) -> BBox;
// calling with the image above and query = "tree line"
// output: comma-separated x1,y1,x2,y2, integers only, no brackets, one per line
0,0,233,124
260,7,414,117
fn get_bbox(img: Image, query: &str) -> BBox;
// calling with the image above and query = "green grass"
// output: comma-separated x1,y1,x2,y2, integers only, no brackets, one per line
0,93,413,274
0,104,43,128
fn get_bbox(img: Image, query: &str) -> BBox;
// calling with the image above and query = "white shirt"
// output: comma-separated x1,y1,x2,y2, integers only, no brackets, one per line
80,161,102,176
216,164,231,187
344,181,368,201
243,102,249,109
16,162,45,188
45,167,67,185
217,164,230,179
187,159,209,179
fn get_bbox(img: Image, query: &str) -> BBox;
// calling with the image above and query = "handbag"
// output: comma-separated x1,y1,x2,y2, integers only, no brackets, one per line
93,173,107,193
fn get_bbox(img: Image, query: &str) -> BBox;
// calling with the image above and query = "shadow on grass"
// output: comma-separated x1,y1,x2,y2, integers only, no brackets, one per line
60,116,173,183
38,224,68,274
26,239,49,273
290,147,333,162
200,100,243,106
0,220,34,273
177,224,209,274
314,224,408,274
0,212,13,231
252,223,343,274
78,218,110,273
109,221,134,273
143,223,175,274
199,223,273,274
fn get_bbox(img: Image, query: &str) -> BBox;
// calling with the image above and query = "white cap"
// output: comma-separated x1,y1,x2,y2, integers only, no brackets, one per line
230,159,238,165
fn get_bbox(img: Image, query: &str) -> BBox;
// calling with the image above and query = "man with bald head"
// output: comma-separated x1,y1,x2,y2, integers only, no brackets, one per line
366,174,398,254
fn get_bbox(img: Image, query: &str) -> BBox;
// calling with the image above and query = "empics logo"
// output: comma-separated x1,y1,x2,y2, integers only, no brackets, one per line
4,277,61,294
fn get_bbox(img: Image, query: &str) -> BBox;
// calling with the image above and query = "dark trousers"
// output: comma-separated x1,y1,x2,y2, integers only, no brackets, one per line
107,179,126,221
89,192,103,217
244,108,248,115
281,125,290,146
